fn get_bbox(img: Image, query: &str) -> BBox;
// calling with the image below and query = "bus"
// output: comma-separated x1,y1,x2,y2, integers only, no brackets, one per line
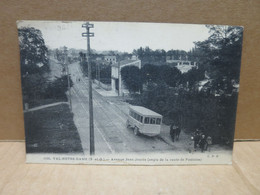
126,106,162,136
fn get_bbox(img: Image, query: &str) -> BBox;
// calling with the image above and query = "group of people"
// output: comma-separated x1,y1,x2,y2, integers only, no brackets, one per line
192,129,212,152
169,124,213,153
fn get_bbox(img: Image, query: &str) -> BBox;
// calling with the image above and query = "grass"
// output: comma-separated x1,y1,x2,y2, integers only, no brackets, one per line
24,103,83,154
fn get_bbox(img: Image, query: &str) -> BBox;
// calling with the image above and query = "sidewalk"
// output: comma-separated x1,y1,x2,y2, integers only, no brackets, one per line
23,102,69,113
159,124,194,152
94,86,118,97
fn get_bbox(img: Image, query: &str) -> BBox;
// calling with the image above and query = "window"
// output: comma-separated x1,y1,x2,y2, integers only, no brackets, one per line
130,111,133,117
156,118,161,124
150,118,156,124
144,117,150,124
137,115,140,122
134,113,138,120
140,116,143,123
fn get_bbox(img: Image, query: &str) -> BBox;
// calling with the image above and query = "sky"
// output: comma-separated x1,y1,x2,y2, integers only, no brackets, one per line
17,20,210,53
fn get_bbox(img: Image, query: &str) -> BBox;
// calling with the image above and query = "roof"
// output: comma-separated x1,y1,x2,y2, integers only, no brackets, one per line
111,59,140,67
104,55,116,58
129,106,162,117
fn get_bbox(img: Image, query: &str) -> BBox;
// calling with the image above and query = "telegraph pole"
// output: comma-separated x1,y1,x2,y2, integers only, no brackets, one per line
82,22,95,155
98,63,101,87
64,47,72,111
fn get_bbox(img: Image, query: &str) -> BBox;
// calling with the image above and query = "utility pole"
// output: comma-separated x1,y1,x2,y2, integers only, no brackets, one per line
117,61,120,96
98,63,101,87
64,47,72,111
82,22,95,155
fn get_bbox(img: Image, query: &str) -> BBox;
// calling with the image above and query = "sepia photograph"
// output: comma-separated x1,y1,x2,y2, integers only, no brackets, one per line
17,21,243,164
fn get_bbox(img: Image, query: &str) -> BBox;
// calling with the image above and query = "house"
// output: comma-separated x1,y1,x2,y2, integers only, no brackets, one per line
104,56,117,64
111,57,141,96
166,55,197,66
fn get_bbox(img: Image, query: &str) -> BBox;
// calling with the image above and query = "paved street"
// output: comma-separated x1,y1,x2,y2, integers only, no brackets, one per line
68,61,176,155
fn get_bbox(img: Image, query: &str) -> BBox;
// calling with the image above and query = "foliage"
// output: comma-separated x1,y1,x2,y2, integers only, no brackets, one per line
18,27,74,106
195,25,243,94
159,65,182,87
141,64,160,83
121,66,142,93
128,25,243,145
166,49,188,60
133,47,166,65
18,27,50,103
79,59,97,79
18,27,49,75
45,75,73,100
22,73,48,102
55,48,64,62
99,65,111,83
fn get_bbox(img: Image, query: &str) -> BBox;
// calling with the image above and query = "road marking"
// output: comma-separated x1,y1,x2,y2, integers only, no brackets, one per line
71,85,115,154
73,63,134,148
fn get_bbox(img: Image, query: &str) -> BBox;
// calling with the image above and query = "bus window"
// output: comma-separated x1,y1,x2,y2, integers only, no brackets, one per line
144,117,150,124
137,115,140,122
150,118,156,124
156,118,161,124
140,116,143,123
134,113,137,120
131,111,134,118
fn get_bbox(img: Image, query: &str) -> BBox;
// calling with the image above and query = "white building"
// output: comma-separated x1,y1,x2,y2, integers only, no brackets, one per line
104,56,117,64
111,57,141,96
166,55,197,66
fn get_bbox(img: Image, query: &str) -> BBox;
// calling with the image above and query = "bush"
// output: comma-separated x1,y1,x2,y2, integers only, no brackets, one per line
45,75,73,100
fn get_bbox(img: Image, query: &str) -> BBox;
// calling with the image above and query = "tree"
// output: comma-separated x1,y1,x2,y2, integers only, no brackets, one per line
45,75,73,100
134,47,166,65
18,27,49,103
159,65,182,87
18,27,49,75
121,66,142,93
195,25,243,94
141,64,160,83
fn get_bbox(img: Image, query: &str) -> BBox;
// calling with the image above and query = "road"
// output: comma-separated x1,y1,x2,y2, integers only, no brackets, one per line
68,61,176,155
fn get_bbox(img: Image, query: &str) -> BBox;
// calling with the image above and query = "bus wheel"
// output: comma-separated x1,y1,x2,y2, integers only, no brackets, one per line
134,127,139,136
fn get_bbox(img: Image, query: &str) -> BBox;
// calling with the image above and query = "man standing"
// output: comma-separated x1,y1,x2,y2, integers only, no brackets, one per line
193,129,201,151
199,134,208,152
170,124,176,142
175,126,181,141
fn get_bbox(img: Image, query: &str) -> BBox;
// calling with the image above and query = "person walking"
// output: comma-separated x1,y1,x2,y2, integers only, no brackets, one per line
170,124,176,142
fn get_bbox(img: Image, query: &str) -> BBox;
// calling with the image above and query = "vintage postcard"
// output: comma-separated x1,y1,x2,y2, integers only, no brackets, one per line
17,20,243,164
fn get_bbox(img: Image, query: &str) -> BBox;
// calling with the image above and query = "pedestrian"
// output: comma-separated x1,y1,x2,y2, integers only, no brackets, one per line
170,124,176,142
175,127,181,141
193,129,201,151
206,136,212,152
199,134,208,152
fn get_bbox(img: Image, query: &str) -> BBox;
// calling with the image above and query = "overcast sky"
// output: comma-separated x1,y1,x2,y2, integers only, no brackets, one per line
17,20,210,53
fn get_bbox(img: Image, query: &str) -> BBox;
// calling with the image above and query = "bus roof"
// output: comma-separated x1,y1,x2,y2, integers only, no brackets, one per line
129,106,162,117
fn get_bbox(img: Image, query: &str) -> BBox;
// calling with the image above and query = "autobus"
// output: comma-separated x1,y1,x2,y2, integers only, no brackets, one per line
126,106,162,136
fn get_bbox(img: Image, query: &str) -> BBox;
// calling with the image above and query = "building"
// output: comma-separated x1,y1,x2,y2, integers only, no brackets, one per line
111,57,141,96
166,55,197,66
104,56,117,64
